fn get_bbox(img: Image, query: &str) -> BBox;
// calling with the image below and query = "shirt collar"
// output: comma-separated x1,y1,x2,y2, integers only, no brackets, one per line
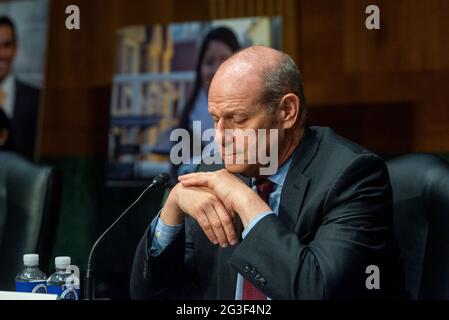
0,74,15,118
0,73,14,90
251,155,293,188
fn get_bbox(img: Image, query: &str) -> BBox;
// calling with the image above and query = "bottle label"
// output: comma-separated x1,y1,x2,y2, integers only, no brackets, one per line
47,285,80,300
16,281,47,294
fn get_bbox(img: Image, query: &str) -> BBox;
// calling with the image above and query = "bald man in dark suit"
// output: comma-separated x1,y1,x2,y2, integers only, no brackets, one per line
130,46,404,300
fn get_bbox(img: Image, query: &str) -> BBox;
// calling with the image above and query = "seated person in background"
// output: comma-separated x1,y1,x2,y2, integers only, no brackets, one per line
131,46,404,299
0,16,40,160
0,107,12,150
172,26,240,180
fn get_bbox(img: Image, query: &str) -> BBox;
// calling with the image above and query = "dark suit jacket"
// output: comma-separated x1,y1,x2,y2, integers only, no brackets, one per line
10,80,40,160
130,126,404,299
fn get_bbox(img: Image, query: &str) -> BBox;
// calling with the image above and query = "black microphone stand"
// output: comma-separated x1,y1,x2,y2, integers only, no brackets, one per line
84,173,168,300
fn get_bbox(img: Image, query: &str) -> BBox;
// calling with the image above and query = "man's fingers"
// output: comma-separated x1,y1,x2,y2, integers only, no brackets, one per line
179,183,236,247
179,175,210,188
214,202,237,245
206,204,229,248
196,210,218,245
180,177,208,187
179,172,214,188
178,172,209,180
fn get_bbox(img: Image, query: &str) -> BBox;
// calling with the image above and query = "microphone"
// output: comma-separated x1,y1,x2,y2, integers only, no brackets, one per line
84,172,169,300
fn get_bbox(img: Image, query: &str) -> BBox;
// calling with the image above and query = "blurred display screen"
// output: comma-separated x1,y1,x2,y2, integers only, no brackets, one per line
106,16,281,186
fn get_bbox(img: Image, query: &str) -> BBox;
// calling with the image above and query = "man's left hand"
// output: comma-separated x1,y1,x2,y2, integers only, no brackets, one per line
178,170,271,228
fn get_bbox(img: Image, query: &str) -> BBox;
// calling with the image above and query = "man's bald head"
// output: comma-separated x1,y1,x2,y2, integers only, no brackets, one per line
220,45,282,74
211,46,307,126
208,46,307,176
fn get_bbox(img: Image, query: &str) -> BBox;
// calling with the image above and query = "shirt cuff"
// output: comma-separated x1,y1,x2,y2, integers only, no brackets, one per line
148,211,184,256
241,211,275,239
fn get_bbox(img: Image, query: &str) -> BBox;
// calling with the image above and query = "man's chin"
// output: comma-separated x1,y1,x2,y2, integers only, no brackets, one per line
224,163,258,177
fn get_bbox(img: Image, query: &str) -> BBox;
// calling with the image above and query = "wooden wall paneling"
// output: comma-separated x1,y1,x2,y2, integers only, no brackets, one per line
40,0,297,157
343,0,449,75
298,0,449,153
39,0,449,156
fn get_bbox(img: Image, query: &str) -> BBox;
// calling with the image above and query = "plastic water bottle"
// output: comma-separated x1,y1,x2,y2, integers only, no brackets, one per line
15,254,48,293
47,256,80,300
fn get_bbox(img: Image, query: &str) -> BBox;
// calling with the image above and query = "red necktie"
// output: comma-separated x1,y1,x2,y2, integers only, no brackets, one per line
242,178,274,300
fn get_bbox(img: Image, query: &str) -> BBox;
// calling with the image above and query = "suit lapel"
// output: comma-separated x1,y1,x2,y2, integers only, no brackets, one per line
279,175,310,229
279,128,321,230
199,132,322,298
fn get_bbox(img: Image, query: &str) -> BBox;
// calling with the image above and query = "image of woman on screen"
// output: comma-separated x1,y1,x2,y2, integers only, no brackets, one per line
173,26,240,180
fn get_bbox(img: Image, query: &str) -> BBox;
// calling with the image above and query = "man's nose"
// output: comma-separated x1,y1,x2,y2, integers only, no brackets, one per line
215,121,233,146
215,120,224,146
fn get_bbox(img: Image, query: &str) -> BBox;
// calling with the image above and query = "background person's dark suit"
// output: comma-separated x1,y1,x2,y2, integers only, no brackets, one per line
10,80,40,160
130,126,404,299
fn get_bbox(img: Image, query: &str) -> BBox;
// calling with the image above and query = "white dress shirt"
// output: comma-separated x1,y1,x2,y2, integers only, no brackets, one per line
0,74,16,118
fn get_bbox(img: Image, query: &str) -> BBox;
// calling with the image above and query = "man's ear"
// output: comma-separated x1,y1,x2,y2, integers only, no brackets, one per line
279,93,300,130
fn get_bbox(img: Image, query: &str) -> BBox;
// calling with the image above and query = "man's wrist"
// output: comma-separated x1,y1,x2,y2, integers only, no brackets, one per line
238,190,271,228
242,211,275,239
160,193,184,225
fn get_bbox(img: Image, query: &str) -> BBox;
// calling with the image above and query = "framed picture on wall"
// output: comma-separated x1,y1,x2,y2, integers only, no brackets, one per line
0,0,49,161
107,16,281,186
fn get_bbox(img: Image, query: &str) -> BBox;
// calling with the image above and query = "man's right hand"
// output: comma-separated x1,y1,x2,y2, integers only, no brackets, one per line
160,183,238,248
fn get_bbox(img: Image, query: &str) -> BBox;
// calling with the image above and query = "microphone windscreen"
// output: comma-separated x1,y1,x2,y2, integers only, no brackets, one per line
152,172,169,188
